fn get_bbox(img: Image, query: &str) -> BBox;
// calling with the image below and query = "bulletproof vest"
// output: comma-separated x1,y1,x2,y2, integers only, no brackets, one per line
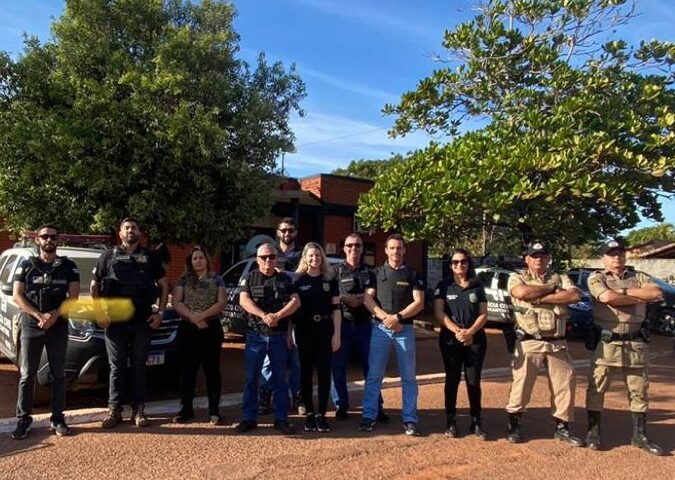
182,273,219,313
591,271,645,333
23,257,71,313
247,271,294,333
337,262,370,322
101,247,158,308
512,270,568,338
375,264,416,320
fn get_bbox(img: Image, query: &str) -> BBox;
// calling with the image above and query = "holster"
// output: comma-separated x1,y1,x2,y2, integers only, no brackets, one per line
584,324,601,351
503,325,517,354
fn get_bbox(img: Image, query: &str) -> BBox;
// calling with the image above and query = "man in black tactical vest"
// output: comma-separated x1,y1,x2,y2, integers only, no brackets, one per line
11,225,80,440
91,218,169,428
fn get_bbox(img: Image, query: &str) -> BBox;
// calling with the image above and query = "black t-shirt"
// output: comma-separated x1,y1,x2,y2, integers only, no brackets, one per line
241,269,296,334
434,278,487,330
14,256,80,331
294,273,339,328
278,247,302,271
336,261,371,324
369,263,425,323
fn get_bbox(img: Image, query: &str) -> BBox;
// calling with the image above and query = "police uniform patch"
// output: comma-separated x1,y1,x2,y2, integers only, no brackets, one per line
434,288,440,296
469,292,478,303
323,282,330,292
240,279,246,286
136,255,148,263
15,267,22,275
396,281,410,286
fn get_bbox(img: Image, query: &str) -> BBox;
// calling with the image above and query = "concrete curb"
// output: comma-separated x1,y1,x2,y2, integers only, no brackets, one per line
1,350,670,434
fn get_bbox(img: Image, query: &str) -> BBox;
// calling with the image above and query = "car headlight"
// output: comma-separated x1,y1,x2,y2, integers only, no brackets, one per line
68,319,97,338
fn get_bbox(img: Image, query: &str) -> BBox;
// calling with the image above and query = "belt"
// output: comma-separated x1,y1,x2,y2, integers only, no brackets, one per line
520,333,565,342
601,330,642,342
311,314,330,323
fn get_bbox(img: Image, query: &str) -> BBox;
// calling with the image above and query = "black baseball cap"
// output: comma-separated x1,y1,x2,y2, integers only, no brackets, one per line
526,240,550,256
603,239,626,255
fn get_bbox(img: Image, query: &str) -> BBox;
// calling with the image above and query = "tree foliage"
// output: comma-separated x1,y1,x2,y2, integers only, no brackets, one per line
0,0,305,249
332,154,404,180
625,222,675,246
358,0,674,254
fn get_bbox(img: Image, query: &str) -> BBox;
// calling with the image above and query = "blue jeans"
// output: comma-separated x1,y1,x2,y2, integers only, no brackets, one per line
362,323,418,423
260,343,301,397
330,320,380,411
242,331,290,422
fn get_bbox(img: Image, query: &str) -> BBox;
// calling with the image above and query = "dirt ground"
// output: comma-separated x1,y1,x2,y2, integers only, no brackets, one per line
0,331,673,480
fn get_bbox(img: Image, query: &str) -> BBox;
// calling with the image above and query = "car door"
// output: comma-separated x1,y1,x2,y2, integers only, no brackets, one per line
221,258,255,334
0,252,24,361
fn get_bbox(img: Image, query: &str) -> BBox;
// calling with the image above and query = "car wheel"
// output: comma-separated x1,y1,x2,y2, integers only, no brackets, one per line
652,308,675,336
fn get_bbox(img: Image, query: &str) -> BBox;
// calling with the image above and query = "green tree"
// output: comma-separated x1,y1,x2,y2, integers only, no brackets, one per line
332,154,405,180
358,0,674,255
625,222,675,246
0,0,305,249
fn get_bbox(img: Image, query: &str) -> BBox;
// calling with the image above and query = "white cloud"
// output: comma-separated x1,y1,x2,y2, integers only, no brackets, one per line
283,111,437,177
285,0,443,43
299,65,400,104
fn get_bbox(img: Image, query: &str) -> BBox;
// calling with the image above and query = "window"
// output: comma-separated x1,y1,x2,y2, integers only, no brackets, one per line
497,273,510,291
221,260,249,287
476,272,493,288
0,254,18,286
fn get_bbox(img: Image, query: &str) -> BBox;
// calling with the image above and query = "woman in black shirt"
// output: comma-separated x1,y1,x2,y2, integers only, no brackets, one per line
434,248,488,440
294,242,341,433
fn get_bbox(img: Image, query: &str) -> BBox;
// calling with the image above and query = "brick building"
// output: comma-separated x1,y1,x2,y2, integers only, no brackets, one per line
220,173,427,278
0,174,427,286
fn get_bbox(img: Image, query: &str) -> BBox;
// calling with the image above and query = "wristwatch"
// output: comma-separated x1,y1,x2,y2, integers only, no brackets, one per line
396,313,404,322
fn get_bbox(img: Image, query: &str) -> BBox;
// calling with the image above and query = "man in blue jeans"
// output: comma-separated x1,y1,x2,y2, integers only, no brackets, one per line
258,217,303,415
360,234,425,436
235,243,300,435
330,233,386,422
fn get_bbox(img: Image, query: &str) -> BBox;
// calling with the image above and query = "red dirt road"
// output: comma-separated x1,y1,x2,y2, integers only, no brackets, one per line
0,332,673,480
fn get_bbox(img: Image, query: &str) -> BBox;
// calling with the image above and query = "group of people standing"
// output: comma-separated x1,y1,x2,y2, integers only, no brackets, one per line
9,219,667,456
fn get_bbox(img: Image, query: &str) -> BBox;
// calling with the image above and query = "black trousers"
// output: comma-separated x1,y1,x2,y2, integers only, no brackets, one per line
439,329,487,418
105,320,152,409
296,321,333,415
178,319,223,415
17,321,68,422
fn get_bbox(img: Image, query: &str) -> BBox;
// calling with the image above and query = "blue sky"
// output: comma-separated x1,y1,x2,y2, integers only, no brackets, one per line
0,0,673,229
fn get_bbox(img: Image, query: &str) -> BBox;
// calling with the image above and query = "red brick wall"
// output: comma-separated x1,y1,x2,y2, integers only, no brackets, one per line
300,175,372,206
165,244,222,289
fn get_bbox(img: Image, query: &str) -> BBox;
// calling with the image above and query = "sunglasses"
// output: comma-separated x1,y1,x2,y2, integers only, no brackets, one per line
278,228,295,233
345,243,362,249
451,259,468,266
258,254,277,261
38,234,58,240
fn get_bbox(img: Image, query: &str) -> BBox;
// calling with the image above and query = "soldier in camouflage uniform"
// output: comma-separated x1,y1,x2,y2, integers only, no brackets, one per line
505,240,584,446
585,240,665,455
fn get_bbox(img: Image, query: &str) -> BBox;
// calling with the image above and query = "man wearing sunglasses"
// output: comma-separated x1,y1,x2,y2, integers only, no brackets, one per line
330,233,387,422
236,242,300,435
11,225,80,439
505,240,584,446
258,217,304,416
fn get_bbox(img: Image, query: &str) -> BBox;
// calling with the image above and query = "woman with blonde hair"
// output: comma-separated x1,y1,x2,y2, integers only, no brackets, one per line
293,242,341,433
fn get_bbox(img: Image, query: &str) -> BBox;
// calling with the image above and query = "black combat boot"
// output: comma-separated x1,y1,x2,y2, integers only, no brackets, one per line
554,418,585,447
469,416,487,441
131,404,149,428
444,415,458,438
585,411,602,451
631,412,665,456
506,413,522,443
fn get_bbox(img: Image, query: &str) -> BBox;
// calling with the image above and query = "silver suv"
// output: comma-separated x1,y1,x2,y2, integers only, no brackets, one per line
0,246,181,387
